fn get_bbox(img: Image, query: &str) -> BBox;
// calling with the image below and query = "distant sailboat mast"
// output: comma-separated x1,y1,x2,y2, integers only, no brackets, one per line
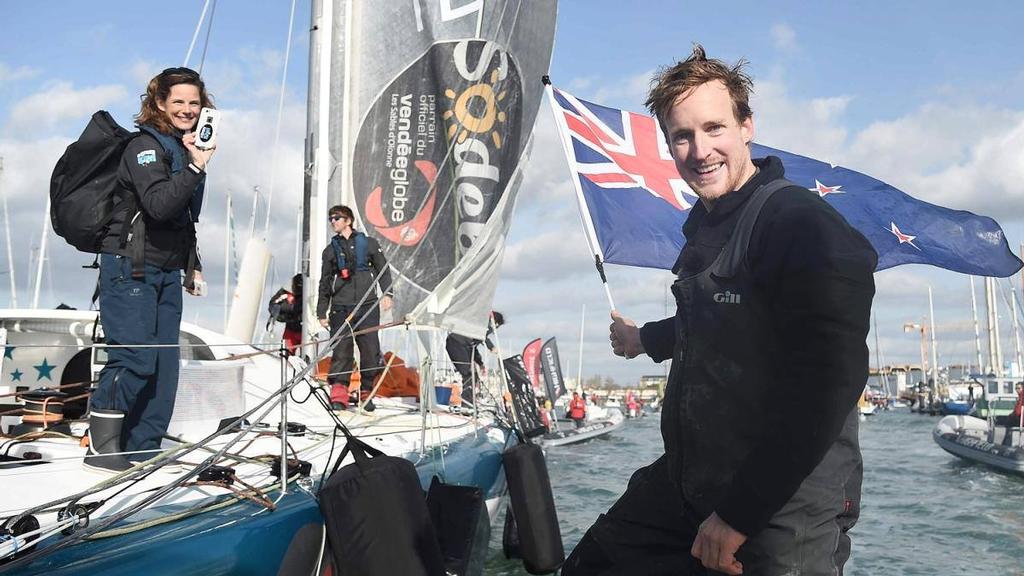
0,157,16,308
928,286,938,386
1010,287,1023,375
872,313,886,396
985,277,1003,376
223,190,232,331
576,303,585,391
970,276,984,375
32,196,50,309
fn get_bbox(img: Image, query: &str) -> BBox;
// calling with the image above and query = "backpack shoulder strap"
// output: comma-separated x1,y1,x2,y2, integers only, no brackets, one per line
330,235,346,272
353,232,369,270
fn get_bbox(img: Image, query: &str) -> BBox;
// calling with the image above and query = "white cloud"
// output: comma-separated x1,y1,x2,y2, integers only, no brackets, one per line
590,70,655,110
501,228,593,280
853,111,1024,219
751,79,852,160
6,82,128,132
771,23,797,52
0,63,40,84
128,59,161,88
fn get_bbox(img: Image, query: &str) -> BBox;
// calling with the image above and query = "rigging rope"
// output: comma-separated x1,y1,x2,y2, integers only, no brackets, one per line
262,0,299,238
183,0,212,69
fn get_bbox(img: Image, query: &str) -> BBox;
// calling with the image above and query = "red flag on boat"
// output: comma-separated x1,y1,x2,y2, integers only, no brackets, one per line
522,338,543,392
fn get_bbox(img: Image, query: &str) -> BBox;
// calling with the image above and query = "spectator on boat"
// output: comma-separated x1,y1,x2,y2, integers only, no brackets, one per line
445,311,504,408
316,205,393,412
568,391,587,428
568,45,876,576
267,273,303,356
85,67,215,474
543,397,555,431
996,382,1024,445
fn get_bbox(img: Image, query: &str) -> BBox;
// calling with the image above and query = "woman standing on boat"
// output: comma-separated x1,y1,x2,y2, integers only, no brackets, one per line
85,67,216,473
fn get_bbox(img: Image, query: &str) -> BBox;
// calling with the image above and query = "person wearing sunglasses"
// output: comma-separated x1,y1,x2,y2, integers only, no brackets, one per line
316,205,394,412
85,67,217,473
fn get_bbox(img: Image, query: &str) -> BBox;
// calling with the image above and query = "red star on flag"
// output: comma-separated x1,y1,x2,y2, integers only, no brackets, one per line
810,180,844,198
888,222,920,250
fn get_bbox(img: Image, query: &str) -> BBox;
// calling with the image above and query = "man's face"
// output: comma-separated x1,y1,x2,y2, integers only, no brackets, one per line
663,80,755,207
329,214,351,234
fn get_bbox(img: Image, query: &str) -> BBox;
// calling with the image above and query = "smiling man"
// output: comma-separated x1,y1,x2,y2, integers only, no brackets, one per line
563,45,878,575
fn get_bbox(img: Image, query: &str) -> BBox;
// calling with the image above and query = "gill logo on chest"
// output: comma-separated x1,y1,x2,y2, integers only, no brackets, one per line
712,291,741,304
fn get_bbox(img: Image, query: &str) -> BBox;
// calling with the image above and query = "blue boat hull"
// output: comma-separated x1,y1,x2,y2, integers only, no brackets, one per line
4,427,511,575
941,401,973,415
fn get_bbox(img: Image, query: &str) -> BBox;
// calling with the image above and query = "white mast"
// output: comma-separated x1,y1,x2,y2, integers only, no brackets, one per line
872,312,883,392
994,279,1004,374
970,276,984,374
223,190,232,331
576,303,585,391
928,286,938,386
1011,287,1023,376
985,277,1000,375
0,157,16,308
301,0,334,351
989,277,1004,375
247,185,260,243
293,206,302,274
32,196,50,309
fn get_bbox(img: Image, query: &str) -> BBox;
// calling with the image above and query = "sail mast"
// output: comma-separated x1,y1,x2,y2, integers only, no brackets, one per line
576,303,585,391
223,191,232,331
0,157,16,308
32,197,50,309
970,276,984,374
302,0,333,350
928,286,938,387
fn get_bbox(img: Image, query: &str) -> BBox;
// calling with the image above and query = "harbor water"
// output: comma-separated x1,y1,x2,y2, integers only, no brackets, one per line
485,410,1024,575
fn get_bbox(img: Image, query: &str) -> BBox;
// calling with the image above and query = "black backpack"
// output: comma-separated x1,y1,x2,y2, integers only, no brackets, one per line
50,111,139,253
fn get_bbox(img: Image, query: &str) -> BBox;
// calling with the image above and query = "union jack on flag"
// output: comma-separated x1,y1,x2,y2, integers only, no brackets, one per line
549,87,1023,277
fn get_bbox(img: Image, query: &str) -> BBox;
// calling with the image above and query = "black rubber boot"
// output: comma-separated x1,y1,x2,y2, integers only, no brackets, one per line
83,408,133,474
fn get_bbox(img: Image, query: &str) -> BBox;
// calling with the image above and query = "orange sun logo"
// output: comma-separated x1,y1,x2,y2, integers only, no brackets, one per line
444,68,507,149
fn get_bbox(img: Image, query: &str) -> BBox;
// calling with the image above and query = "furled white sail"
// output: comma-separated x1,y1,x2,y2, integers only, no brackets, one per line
306,0,556,341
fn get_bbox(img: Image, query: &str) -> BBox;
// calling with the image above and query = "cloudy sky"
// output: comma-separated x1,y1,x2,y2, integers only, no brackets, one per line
1,1,1023,384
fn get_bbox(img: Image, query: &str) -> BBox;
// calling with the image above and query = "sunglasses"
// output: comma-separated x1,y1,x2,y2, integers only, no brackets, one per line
161,66,200,79
328,215,349,223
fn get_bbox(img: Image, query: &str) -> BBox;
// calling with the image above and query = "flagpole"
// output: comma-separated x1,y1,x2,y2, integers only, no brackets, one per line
542,77,616,310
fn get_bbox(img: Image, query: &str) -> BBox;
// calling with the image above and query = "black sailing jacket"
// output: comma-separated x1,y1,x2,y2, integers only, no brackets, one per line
638,156,877,536
316,232,393,317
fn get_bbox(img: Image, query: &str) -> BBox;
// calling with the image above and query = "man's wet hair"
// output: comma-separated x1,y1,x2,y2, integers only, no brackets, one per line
645,44,754,134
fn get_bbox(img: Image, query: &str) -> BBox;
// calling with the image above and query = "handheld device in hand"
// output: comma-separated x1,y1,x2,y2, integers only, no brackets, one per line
193,279,208,297
195,108,220,150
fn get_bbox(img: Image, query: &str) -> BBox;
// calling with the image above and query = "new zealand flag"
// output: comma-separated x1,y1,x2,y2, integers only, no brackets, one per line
550,87,1023,277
